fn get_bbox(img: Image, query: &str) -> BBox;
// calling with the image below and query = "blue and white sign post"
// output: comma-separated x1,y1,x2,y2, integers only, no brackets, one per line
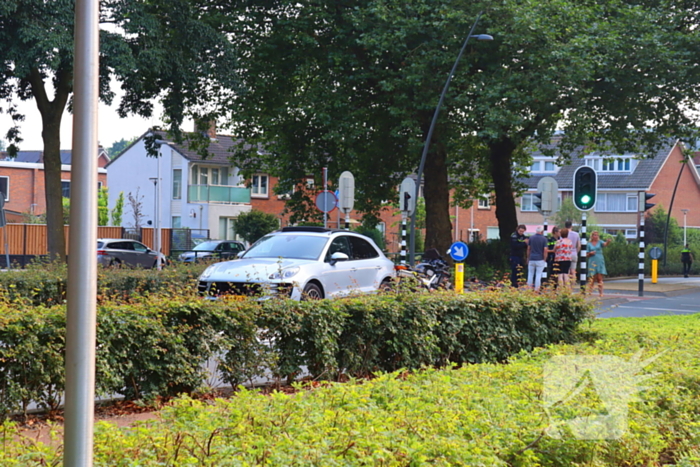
449,241,469,293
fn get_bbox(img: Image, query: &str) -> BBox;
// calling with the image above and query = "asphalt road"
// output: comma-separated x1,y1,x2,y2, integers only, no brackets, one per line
596,290,700,318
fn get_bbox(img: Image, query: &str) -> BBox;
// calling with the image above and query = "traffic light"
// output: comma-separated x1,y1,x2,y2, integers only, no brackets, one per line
533,192,543,212
641,192,656,212
573,166,597,211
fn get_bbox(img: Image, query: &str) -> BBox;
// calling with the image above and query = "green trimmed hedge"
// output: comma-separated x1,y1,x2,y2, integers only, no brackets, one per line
4,314,700,466
0,289,591,420
0,260,208,305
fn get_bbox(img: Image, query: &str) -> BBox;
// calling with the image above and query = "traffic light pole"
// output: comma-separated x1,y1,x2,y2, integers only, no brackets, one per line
638,211,645,297
579,212,587,291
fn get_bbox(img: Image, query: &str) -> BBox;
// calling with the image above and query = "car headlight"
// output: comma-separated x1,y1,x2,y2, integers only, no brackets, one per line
200,264,218,280
269,266,300,280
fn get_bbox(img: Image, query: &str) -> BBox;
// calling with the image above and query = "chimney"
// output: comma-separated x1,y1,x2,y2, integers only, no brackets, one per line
194,119,217,139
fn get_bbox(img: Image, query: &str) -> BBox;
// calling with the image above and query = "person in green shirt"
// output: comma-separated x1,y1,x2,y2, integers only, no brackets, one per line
681,244,694,278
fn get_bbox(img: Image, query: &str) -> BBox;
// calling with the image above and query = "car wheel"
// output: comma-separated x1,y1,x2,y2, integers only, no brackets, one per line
302,282,323,300
379,278,394,293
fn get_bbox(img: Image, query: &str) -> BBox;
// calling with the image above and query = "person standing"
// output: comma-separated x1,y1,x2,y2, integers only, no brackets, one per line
681,244,694,278
586,231,612,297
546,226,560,286
565,221,581,281
526,226,549,291
554,228,574,290
509,224,528,288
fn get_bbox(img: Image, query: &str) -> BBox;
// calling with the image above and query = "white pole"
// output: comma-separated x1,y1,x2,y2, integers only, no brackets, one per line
682,209,688,245
156,148,162,270
64,0,99,464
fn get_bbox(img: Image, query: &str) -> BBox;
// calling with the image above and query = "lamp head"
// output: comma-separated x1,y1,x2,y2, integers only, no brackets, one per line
470,34,494,41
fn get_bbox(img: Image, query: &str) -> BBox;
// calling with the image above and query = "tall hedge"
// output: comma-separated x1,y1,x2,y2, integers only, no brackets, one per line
0,289,592,421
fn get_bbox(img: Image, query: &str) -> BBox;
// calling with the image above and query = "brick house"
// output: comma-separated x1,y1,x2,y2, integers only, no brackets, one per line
0,148,109,222
517,140,700,237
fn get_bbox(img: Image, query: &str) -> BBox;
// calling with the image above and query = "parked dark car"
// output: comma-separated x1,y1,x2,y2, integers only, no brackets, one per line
97,239,168,269
178,240,246,263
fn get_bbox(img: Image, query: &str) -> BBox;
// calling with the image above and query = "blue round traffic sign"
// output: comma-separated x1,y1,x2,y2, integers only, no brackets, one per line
449,241,469,262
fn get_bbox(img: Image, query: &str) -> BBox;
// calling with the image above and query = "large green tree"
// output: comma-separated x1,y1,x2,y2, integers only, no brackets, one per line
224,0,700,254
0,0,238,259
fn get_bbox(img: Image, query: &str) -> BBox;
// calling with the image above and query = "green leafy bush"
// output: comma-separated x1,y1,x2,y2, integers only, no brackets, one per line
0,260,207,305
5,314,700,466
0,289,591,421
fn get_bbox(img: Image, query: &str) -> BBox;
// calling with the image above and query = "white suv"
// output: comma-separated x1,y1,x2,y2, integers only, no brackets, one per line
197,227,394,300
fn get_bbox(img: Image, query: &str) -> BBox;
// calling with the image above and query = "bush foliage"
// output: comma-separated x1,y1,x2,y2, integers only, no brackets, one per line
4,314,700,466
0,288,591,422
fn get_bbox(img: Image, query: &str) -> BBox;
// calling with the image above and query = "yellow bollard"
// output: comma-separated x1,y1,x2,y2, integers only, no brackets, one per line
651,259,658,284
455,262,464,293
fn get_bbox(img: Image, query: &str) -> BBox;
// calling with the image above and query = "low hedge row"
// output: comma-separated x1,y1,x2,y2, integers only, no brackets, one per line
0,289,592,420
4,314,700,466
0,261,207,305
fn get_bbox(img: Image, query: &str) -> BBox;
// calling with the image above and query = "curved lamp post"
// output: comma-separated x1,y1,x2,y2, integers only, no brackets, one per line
409,12,493,264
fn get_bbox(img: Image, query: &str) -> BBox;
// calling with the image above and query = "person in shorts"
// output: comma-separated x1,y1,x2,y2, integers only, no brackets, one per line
565,221,581,280
554,228,574,290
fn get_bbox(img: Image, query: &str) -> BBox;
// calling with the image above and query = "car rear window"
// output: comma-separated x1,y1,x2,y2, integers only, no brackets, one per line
97,241,104,248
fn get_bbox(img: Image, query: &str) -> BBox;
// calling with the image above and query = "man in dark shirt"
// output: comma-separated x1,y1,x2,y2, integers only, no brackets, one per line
681,244,694,278
526,226,549,291
545,226,560,286
509,224,528,287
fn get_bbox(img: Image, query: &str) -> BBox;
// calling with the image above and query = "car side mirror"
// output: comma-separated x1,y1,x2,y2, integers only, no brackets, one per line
330,251,349,265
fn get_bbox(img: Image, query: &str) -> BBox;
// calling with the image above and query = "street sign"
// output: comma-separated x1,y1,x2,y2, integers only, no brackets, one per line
338,171,355,212
315,191,338,213
648,246,662,260
448,241,469,262
536,176,558,214
399,177,416,215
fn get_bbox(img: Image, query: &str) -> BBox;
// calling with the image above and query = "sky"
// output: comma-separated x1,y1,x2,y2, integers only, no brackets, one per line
0,84,173,152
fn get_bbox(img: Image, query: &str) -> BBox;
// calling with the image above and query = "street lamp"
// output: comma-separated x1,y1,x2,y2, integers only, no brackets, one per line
682,209,689,245
409,12,493,265
151,139,171,270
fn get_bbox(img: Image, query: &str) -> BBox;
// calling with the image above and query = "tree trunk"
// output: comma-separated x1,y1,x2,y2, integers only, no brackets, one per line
423,143,453,256
29,67,71,261
488,138,519,242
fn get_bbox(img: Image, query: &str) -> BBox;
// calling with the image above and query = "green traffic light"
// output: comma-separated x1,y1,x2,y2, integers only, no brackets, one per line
580,194,591,204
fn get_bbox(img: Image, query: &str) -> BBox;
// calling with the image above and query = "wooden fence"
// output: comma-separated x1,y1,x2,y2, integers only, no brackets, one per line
0,224,172,257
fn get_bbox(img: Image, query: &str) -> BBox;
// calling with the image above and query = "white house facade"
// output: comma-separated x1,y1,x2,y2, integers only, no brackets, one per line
106,131,252,240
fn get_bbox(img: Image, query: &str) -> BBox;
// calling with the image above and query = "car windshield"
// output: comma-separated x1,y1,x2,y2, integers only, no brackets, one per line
242,234,327,260
193,241,220,251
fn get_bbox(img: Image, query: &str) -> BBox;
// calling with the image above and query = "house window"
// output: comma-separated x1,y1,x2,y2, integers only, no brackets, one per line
521,193,537,212
172,216,181,228
61,180,70,198
487,226,500,240
596,193,637,212
530,161,541,172
172,169,182,199
252,174,269,197
0,176,8,201
600,157,633,172
478,196,490,209
544,161,556,172
191,165,229,186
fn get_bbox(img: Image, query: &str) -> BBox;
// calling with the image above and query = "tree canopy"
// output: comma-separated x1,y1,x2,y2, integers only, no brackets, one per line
224,0,700,254
0,0,239,259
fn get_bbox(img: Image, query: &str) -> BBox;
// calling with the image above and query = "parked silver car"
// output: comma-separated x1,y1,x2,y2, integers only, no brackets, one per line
197,227,395,300
178,240,246,263
97,239,168,269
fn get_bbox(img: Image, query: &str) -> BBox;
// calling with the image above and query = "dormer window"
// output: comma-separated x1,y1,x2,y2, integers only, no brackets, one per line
584,156,635,173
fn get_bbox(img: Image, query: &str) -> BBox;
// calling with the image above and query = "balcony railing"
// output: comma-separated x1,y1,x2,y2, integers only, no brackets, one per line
188,185,251,204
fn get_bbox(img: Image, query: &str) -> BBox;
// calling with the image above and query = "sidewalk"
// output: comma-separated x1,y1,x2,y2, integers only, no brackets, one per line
603,276,700,297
